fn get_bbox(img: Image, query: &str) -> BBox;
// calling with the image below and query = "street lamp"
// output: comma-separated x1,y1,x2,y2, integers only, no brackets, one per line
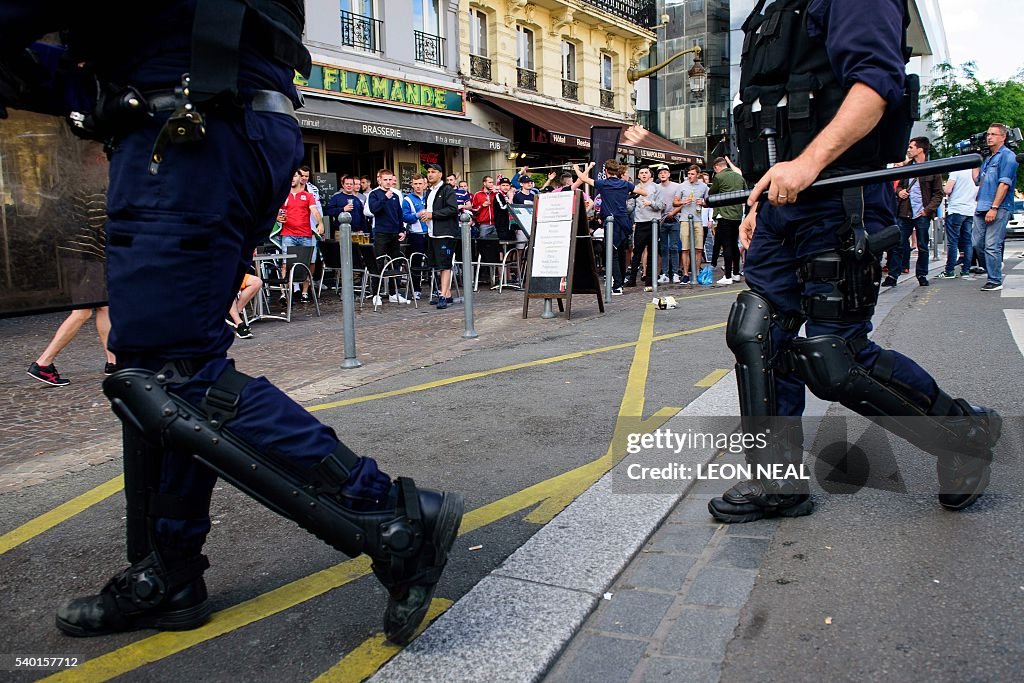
626,46,707,98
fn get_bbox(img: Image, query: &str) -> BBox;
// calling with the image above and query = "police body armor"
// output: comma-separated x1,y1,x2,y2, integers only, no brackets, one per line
734,0,919,185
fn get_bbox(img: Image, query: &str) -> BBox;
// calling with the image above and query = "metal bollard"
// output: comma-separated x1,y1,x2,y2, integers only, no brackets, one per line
932,217,940,261
460,211,478,338
338,212,362,369
605,214,614,302
687,214,698,285
651,218,660,297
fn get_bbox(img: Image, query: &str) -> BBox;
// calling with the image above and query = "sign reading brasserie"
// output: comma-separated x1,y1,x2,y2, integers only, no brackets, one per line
296,63,465,114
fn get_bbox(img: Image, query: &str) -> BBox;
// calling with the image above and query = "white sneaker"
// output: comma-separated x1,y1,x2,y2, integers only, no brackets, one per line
671,274,682,284
372,295,382,308
732,275,742,283
657,274,669,284
717,276,734,285
389,294,411,304
414,291,422,300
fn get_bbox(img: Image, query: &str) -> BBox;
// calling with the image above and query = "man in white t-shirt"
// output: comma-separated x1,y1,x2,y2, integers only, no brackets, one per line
938,168,979,279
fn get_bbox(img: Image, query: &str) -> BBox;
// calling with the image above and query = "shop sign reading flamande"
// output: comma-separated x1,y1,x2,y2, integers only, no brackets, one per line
295,63,465,114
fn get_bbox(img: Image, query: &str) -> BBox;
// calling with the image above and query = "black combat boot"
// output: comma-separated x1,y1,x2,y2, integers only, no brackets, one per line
708,423,813,524
934,402,1000,511
56,552,210,637
368,484,463,644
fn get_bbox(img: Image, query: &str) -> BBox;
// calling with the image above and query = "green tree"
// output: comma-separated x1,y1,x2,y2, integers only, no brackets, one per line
925,62,1024,191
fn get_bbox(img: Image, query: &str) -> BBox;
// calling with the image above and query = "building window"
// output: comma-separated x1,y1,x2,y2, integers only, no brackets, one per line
339,1,382,53
562,41,576,81
413,0,445,67
600,53,614,108
517,25,536,91
562,41,577,101
469,9,487,56
517,26,535,71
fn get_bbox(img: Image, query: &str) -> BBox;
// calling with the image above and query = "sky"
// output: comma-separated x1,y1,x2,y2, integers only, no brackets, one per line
936,0,1024,80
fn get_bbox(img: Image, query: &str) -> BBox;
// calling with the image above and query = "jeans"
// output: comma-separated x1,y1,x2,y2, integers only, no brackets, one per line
973,208,1010,284
281,234,317,262
478,224,496,239
896,215,930,278
943,213,973,274
659,221,680,276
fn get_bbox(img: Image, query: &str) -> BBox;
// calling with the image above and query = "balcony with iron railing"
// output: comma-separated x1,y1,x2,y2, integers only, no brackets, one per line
562,79,578,101
600,88,615,109
582,0,657,29
517,67,537,91
470,54,492,81
340,10,383,53
414,31,446,67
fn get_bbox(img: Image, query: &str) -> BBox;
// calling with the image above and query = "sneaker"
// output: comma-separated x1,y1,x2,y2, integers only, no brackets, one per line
27,362,70,387
717,276,734,285
278,294,287,306
103,362,118,375
682,275,691,284
389,293,411,304
732,275,742,283
234,323,253,339
657,274,669,284
960,270,975,280
623,279,636,287
413,291,422,300
301,292,310,303
372,295,383,308
936,271,956,279
671,274,682,284
436,296,449,310
918,276,929,287
611,287,623,295
981,282,1002,291
881,276,898,288
970,266,985,274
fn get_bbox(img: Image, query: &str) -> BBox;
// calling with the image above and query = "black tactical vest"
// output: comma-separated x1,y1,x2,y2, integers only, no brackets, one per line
733,0,919,185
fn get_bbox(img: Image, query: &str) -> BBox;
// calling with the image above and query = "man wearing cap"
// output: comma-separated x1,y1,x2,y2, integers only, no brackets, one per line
419,163,460,309
625,166,664,287
655,165,684,283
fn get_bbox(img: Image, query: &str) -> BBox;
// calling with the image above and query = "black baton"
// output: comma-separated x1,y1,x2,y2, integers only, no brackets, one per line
705,153,983,208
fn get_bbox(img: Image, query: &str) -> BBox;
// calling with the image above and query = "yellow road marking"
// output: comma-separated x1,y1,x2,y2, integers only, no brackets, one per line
0,475,124,556
306,321,727,413
2,321,726,558
44,305,700,682
311,599,453,683
695,368,732,388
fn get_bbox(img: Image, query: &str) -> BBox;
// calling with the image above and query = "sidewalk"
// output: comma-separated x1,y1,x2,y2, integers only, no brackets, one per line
0,287,583,493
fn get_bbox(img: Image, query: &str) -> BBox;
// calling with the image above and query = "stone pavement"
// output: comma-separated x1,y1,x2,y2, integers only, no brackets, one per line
0,286,586,493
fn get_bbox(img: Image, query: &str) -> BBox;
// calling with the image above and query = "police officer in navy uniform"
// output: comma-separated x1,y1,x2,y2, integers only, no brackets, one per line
0,1,463,643
708,0,1001,523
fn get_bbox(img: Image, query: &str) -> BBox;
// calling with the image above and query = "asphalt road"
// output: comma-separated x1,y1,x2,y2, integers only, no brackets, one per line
0,285,737,682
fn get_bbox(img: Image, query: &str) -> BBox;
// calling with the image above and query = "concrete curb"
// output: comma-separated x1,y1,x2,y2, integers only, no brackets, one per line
371,372,739,682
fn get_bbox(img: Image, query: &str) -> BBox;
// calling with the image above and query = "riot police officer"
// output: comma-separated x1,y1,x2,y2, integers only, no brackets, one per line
0,1,462,643
709,0,1000,523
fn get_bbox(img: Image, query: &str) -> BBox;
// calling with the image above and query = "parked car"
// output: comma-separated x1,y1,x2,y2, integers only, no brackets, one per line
1008,199,1024,239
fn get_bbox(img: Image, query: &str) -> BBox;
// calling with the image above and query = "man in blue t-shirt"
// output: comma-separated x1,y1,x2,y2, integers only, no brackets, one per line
972,123,1020,291
576,160,648,294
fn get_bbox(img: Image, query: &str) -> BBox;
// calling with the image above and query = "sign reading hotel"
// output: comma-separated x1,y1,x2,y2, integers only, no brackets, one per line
296,63,465,114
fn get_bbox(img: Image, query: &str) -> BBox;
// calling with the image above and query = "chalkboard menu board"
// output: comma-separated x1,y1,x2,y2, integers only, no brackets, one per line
522,190,604,319
312,172,337,202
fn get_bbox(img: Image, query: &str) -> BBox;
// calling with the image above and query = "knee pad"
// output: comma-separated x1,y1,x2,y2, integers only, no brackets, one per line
103,368,425,562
